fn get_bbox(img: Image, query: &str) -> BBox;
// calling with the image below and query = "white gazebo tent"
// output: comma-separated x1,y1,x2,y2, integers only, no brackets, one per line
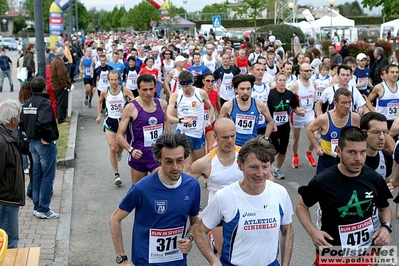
380,19,399,40
311,14,357,41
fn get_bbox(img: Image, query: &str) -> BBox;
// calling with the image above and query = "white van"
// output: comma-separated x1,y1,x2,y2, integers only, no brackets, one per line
200,24,228,41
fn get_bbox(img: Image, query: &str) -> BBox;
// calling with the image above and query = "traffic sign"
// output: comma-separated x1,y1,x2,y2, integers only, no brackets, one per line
150,20,157,27
212,15,221,28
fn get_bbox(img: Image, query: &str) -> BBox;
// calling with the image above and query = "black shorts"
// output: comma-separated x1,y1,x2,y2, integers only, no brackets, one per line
270,122,290,155
83,78,93,86
103,117,120,133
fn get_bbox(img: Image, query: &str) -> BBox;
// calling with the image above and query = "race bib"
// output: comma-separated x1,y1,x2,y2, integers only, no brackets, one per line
224,84,233,92
204,110,215,123
239,66,247,74
387,102,399,120
183,115,199,131
85,67,92,76
273,111,288,126
149,226,184,263
331,139,338,157
339,218,373,251
300,96,313,107
143,124,163,147
100,73,109,85
316,88,324,100
235,114,256,134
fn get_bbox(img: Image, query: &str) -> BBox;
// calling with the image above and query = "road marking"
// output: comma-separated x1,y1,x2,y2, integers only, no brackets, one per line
287,182,300,191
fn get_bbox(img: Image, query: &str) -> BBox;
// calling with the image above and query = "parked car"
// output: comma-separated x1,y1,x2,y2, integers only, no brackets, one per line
3,38,17,51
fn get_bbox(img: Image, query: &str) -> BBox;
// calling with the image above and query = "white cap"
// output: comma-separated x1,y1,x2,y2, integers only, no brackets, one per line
175,55,186,62
356,53,367,60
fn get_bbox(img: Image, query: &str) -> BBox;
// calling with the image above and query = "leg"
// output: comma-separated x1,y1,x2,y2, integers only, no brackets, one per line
0,204,19,248
0,70,5,92
130,168,147,184
6,70,13,91
105,129,119,174
29,140,42,212
35,140,58,213
291,127,301,155
276,154,286,169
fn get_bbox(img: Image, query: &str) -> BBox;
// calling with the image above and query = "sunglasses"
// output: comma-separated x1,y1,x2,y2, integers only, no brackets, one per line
205,79,215,83
165,53,171,55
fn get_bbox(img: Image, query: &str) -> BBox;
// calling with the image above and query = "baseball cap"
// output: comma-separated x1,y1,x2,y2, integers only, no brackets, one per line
356,53,367,60
152,47,159,52
175,55,186,62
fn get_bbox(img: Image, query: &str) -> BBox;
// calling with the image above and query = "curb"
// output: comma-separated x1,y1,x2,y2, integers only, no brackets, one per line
57,111,78,168
50,168,74,266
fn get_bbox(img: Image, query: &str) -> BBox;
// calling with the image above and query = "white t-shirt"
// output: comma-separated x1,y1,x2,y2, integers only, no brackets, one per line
320,85,366,111
199,180,293,266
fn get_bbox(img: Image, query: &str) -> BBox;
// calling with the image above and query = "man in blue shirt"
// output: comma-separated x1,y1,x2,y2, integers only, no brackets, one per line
0,49,13,92
188,53,211,87
107,52,125,85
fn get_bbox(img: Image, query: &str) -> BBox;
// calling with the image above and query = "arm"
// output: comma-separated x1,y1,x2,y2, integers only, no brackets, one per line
389,112,399,137
164,70,174,97
295,197,333,249
306,115,326,156
178,215,200,254
109,208,132,266
166,92,180,123
160,99,171,133
218,101,232,118
367,83,382,104
189,155,210,179
314,99,323,117
280,224,294,266
258,99,274,138
124,88,135,101
372,206,392,246
95,90,107,124
202,90,214,127
193,219,222,266
116,103,136,151
93,67,98,88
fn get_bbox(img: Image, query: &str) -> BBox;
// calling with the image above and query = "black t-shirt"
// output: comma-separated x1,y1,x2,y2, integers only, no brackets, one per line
298,165,392,246
267,89,298,125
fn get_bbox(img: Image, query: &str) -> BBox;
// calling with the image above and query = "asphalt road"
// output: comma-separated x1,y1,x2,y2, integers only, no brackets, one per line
0,50,397,265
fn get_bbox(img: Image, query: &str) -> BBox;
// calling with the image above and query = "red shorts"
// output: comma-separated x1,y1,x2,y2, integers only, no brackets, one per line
205,120,216,134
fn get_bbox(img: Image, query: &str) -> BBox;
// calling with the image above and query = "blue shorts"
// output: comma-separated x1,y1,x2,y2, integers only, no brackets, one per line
176,129,205,150
103,117,120,133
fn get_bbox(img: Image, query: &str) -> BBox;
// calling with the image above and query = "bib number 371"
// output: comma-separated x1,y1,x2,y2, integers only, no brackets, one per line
149,226,184,263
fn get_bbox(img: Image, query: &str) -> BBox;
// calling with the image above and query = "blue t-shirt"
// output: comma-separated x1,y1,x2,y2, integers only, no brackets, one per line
107,61,125,85
354,67,371,92
119,172,201,265
188,64,211,86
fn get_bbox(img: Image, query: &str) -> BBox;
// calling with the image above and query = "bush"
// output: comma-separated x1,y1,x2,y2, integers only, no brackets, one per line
376,40,393,58
348,41,371,57
321,40,333,57
257,24,305,53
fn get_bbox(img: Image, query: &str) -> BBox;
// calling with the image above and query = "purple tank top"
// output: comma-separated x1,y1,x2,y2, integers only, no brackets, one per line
126,98,165,163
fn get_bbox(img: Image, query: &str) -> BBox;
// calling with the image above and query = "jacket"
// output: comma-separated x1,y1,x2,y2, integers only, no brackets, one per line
50,57,71,90
23,51,35,77
0,125,25,207
20,92,59,142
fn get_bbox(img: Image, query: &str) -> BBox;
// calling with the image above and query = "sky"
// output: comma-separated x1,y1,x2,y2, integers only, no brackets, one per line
79,0,382,16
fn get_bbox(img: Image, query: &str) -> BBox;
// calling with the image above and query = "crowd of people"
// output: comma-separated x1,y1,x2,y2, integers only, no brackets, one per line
1,29,399,265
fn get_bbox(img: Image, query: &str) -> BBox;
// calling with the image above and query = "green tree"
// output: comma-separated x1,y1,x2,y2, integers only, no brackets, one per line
99,9,112,31
13,14,27,34
201,3,228,14
0,0,8,13
76,2,91,31
337,1,364,17
231,0,274,30
130,1,159,30
362,0,399,16
25,0,53,32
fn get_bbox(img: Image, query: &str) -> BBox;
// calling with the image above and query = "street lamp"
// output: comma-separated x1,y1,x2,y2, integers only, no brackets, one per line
183,0,187,19
328,0,335,40
288,2,294,29
2,19,6,33
19,1,22,14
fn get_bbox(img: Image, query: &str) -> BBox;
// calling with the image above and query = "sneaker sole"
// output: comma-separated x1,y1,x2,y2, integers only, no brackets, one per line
276,176,285,180
306,158,317,167
114,179,122,186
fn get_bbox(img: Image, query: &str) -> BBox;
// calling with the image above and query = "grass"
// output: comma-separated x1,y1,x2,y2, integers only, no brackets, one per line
57,117,71,159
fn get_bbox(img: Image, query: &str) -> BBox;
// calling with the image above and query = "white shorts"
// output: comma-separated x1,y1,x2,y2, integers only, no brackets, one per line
290,110,315,128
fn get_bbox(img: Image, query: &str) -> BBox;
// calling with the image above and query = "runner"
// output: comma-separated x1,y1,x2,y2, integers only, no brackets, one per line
307,88,360,174
214,53,240,106
164,55,187,100
202,43,219,72
193,136,293,266
219,74,274,147
189,118,243,254
290,63,317,168
110,133,200,266
167,71,214,172
296,126,393,266
116,74,169,184
122,56,141,97
188,53,211,88
80,47,95,108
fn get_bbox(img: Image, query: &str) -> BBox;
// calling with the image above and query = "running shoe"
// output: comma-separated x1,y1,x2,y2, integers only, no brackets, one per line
208,231,217,254
292,154,299,168
34,209,59,219
114,174,122,186
306,151,317,167
84,98,88,106
117,151,122,161
273,169,285,180
88,101,92,108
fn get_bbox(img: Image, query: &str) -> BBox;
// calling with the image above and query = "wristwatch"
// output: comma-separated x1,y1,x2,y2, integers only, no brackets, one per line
178,118,183,124
128,146,134,154
381,222,392,233
116,255,128,264
264,136,270,142
185,233,193,242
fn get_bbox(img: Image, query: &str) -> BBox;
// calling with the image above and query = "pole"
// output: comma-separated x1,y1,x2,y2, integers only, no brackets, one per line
330,5,333,39
69,0,73,41
75,0,78,32
33,0,46,78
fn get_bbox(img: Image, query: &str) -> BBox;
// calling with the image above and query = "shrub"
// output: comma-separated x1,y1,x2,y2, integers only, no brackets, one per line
348,41,371,58
376,40,393,58
257,24,305,52
321,40,333,57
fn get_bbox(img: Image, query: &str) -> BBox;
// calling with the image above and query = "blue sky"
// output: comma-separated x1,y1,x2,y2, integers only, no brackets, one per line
79,0,382,16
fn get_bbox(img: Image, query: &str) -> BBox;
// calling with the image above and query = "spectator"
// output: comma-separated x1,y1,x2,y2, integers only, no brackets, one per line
0,99,25,248
304,37,315,62
339,39,350,60
328,44,342,68
23,44,36,81
310,48,322,73
0,49,13,92
293,32,302,56
370,46,389,86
